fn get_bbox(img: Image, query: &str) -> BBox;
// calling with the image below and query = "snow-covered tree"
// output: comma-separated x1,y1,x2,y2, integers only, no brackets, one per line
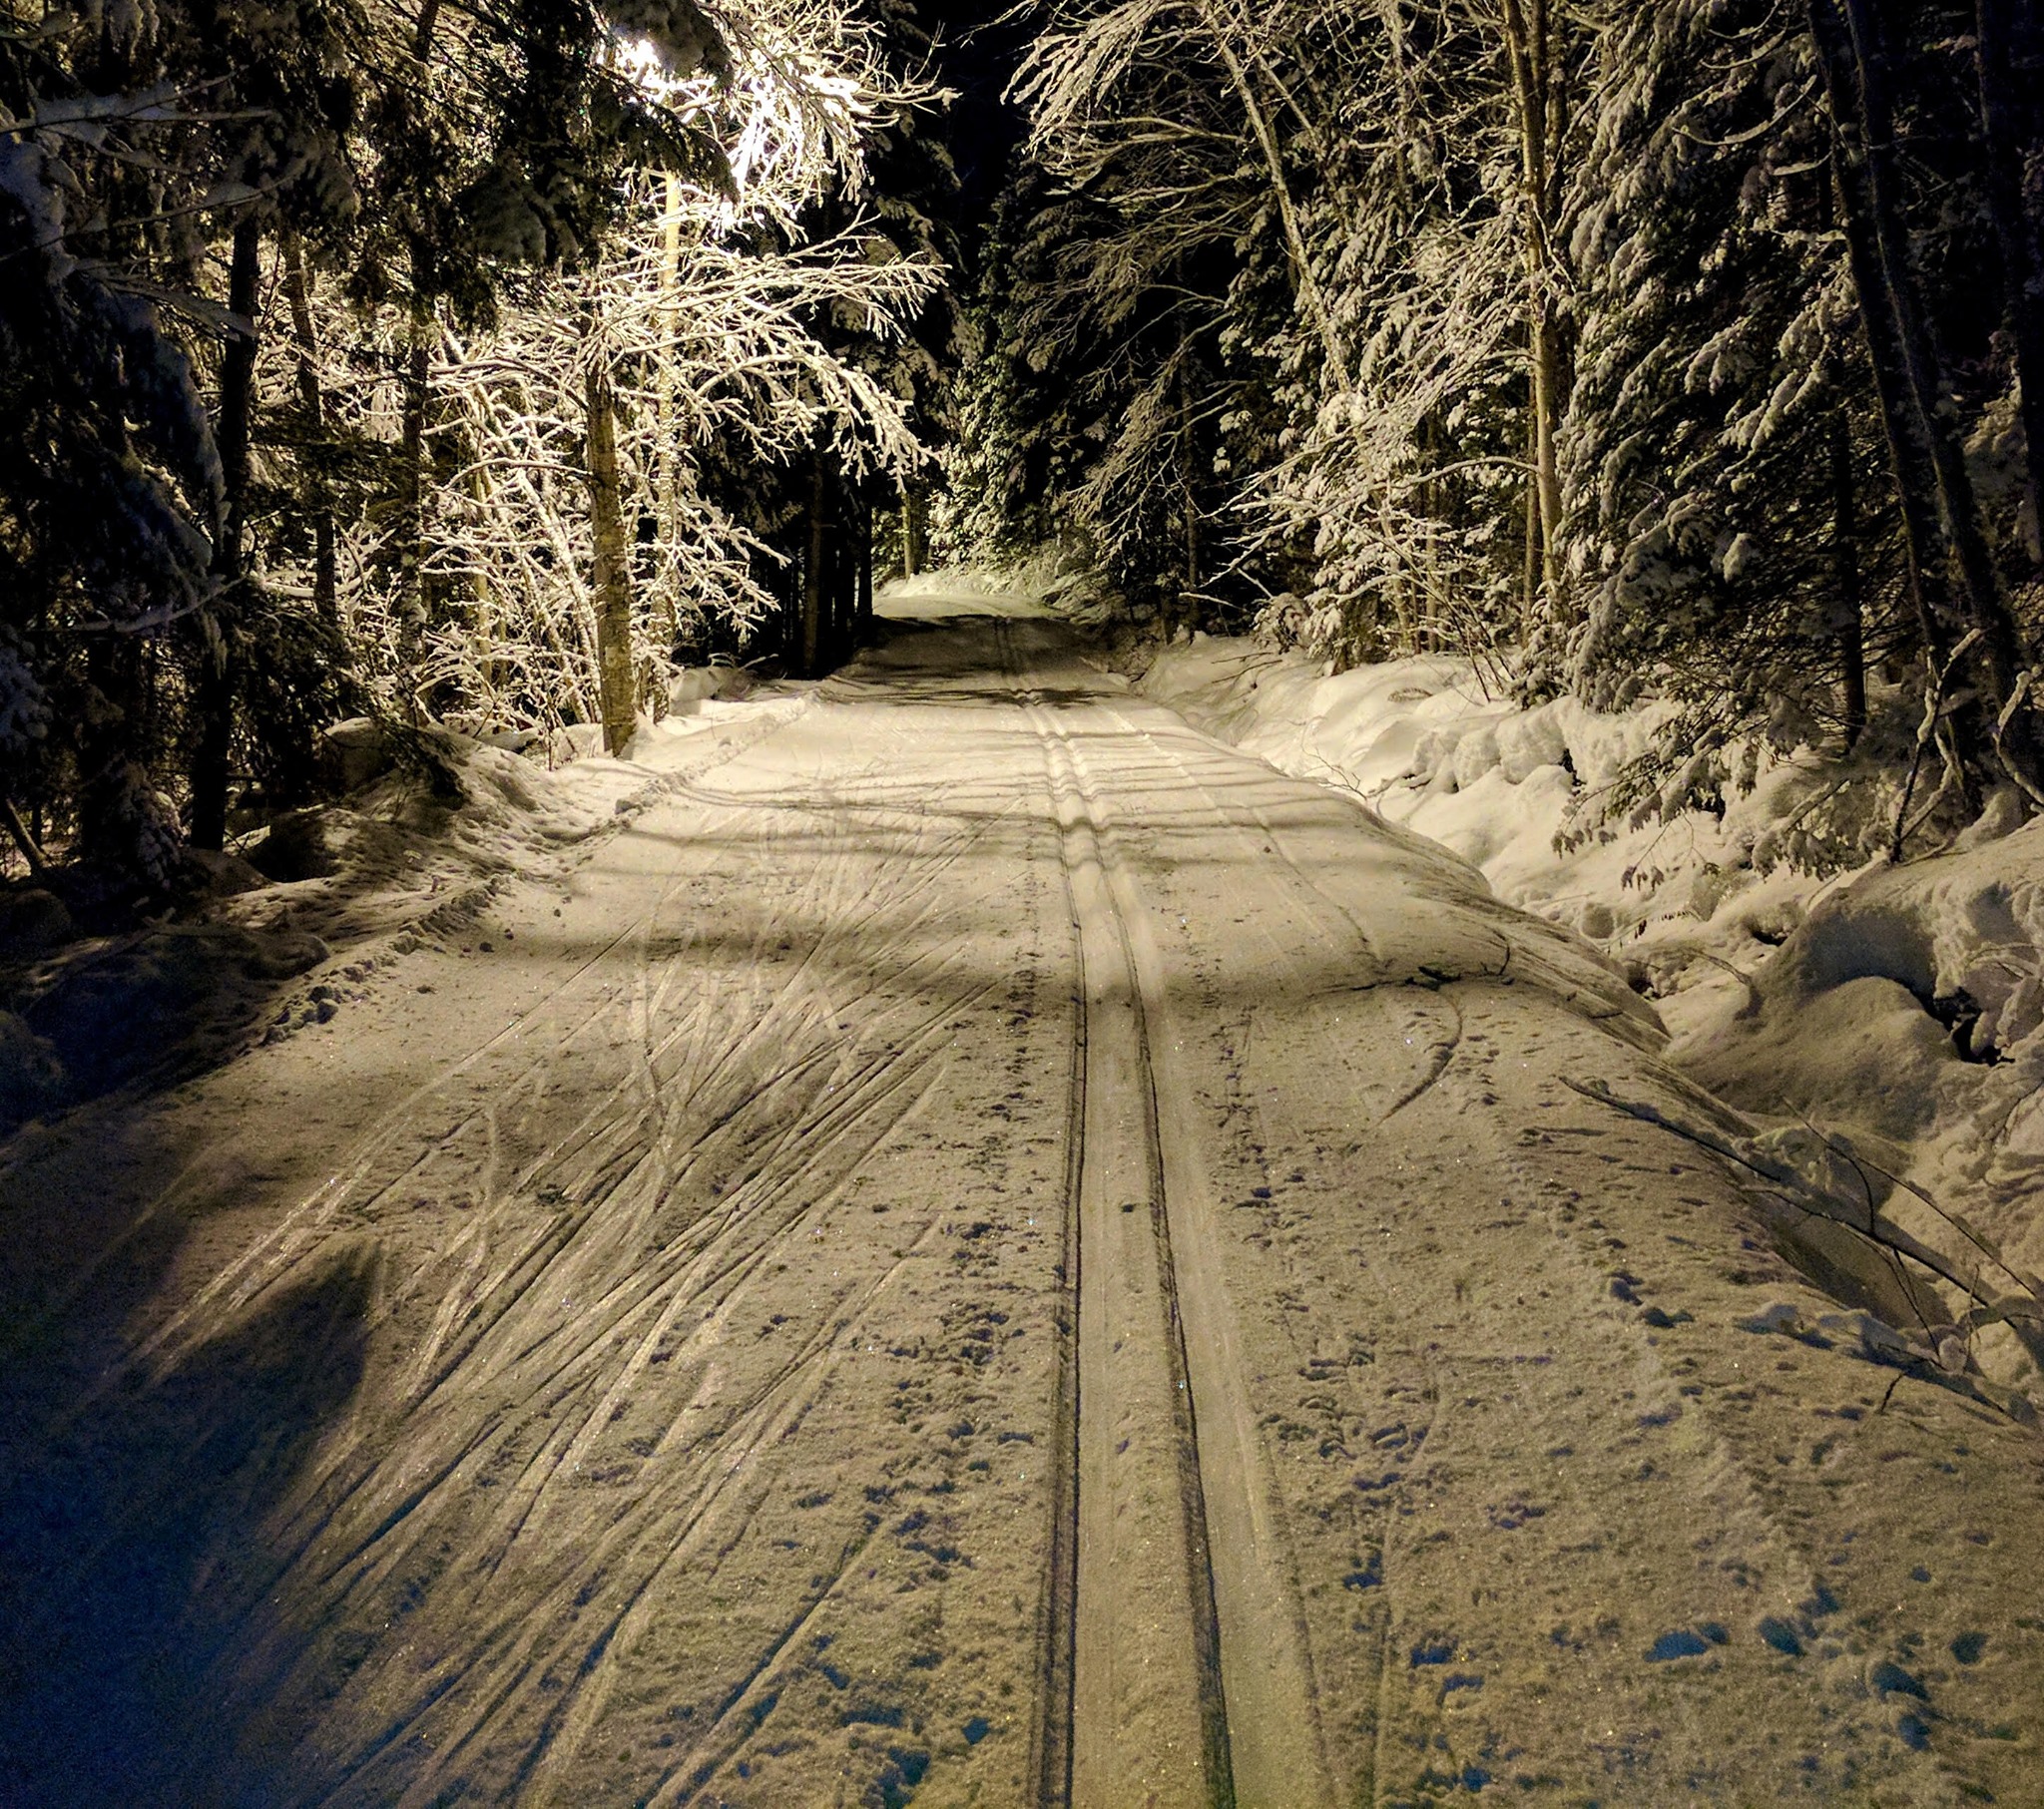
999,2,1282,620
1563,1,1893,739
2,14,244,884
2,0,953,880
991,1,1614,653
261,0,942,741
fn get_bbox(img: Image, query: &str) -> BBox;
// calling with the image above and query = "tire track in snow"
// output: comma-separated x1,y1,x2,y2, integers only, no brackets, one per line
1027,774,1086,1809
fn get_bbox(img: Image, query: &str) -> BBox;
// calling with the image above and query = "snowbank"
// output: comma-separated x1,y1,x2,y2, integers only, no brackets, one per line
0,675,806,1136
1138,636,1759,946
1139,633,2044,1394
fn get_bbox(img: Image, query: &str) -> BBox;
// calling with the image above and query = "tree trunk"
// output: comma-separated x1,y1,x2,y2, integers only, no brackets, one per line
2,797,47,873
857,494,875,640
396,254,434,716
1846,0,2020,691
1380,489,1410,651
1813,2,1984,804
1975,0,2044,569
1180,358,1201,615
584,359,638,757
279,230,338,629
191,216,262,852
902,484,927,579
82,636,145,862
1521,403,1540,642
391,0,443,718
836,518,857,657
1500,0,1568,624
1830,415,1868,748
825,489,845,660
837,480,861,657
1815,53,1957,668
654,173,685,655
1819,0,2036,790
803,450,829,678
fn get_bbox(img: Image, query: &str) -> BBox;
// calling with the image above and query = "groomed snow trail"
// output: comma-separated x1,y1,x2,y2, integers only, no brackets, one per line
3,602,2042,1808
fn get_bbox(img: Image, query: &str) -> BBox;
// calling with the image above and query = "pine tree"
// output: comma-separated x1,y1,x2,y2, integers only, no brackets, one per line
2,9,240,886
1564,0,1897,754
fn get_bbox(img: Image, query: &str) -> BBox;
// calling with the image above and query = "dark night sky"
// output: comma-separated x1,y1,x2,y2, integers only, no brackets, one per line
923,4,1036,263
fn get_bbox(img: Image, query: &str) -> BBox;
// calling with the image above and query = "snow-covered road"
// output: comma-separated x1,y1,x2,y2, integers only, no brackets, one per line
4,604,2040,1807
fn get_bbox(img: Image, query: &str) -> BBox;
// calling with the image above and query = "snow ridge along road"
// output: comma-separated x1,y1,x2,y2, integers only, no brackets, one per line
3,598,2041,1808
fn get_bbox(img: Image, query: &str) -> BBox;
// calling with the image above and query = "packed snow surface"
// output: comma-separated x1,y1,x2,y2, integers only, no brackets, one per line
2,597,2040,1806
1141,633,2044,1402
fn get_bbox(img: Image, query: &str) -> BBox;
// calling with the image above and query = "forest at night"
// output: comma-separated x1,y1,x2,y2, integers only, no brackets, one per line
4,2,2041,890
6,5,2044,1806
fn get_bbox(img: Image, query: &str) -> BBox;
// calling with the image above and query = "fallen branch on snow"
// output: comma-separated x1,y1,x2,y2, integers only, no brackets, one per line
1563,1076,2043,1428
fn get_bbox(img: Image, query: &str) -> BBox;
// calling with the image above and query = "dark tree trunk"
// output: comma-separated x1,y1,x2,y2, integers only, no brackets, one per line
1976,0,2044,570
902,484,928,579
584,359,638,757
785,529,802,656
1812,0,1990,802
1821,140,1955,670
833,491,856,658
280,230,338,628
1,798,44,872
1830,415,1868,748
191,216,262,852
1180,357,1201,617
1819,0,2036,795
856,494,875,641
82,635,145,860
1844,0,2020,687
390,0,444,715
802,450,829,678
774,526,799,659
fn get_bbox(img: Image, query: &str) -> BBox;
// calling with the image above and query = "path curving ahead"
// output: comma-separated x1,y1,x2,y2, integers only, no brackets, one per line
3,599,2040,1808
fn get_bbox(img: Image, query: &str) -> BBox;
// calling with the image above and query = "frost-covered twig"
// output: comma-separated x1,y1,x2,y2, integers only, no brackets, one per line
1562,1076,2044,1414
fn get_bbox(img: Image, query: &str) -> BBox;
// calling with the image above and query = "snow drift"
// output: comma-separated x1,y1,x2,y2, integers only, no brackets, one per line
1139,633,2044,1397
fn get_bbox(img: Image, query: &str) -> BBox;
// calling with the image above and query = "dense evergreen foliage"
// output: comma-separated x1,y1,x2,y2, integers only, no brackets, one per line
956,0,2044,847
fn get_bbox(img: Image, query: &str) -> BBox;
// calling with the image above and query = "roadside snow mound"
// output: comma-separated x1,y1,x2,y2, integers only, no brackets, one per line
1140,634,2044,1396
0,677,804,1136
1139,636,1811,946
221,682,804,953
1683,821,2044,1318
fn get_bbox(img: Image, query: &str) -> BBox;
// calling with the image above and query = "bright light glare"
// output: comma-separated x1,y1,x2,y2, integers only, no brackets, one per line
608,30,711,109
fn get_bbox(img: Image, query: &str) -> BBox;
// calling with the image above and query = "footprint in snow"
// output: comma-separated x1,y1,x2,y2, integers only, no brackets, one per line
1646,1625,1728,1661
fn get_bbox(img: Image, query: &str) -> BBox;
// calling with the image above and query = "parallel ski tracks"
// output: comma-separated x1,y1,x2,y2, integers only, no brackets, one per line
1001,622,1334,1809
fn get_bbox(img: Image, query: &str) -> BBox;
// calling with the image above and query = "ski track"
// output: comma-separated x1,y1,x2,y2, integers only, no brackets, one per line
5,611,2042,1808
256,796,1028,1806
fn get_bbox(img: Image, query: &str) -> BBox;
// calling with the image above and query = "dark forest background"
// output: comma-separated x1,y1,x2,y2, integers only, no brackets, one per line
4,0,2043,908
